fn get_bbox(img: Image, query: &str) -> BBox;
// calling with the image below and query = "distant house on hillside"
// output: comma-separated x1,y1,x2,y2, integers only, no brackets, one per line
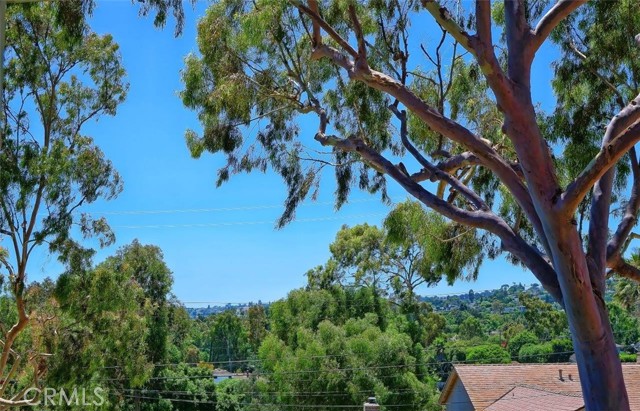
439,363,640,410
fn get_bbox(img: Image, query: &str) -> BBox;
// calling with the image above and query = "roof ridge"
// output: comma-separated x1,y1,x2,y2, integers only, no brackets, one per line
454,362,578,367
515,384,583,397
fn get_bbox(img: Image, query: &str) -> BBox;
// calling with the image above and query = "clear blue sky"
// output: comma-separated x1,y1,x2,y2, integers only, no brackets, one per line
26,1,564,305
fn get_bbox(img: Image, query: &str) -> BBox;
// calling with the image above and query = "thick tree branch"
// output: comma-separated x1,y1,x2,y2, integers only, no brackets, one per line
310,43,534,209
411,152,480,182
305,0,322,46
349,136,563,302
412,151,525,183
292,1,357,56
390,105,489,211
474,0,509,91
504,0,530,84
587,165,614,295
299,3,559,294
607,148,640,263
307,27,552,263
312,117,561,300
421,0,475,55
475,0,493,49
347,4,368,71
561,94,640,213
423,1,513,103
530,0,587,55
608,255,640,283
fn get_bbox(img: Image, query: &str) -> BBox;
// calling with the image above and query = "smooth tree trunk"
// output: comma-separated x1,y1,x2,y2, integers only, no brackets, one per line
544,219,629,410
199,1,640,409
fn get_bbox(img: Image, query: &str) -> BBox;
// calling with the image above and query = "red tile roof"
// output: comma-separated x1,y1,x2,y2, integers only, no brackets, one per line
439,363,640,410
484,386,584,411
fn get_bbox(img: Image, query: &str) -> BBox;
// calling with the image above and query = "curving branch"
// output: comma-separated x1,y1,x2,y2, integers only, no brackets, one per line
337,134,563,303
389,105,489,211
411,152,481,183
300,2,553,265
347,4,368,71
424,1,513,104
310,43,533,209
607,148,640,264
474,0,508,87
421,0,475,55
561,94,640,213
292,0,356,56
530,0,588,55
608,255,640,283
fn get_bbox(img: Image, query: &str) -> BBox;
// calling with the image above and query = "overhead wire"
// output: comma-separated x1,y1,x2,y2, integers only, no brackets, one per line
113,213,387,229
89,198,385,216
100,351,576,383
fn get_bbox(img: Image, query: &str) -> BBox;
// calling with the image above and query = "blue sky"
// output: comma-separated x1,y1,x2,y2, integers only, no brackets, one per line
24,1,564,305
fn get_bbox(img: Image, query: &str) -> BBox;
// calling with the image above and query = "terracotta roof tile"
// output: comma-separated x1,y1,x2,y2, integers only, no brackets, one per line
484,386,584,411
440,363,640,410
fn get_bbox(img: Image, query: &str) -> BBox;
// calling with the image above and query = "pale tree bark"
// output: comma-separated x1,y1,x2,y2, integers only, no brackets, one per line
290,0,638,409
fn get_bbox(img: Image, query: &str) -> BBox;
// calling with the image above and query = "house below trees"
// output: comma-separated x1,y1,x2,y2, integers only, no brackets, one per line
439,363,640,410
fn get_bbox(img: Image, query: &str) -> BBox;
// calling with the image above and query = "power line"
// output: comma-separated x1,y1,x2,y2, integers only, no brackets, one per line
113,213,386,229
101,351,575,383
120,388,586,408
90,198,384,216
121,394,422,408
101,333,573,370
122,387,419,398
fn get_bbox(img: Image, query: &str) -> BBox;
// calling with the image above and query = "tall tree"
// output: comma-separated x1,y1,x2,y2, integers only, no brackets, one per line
311,201,481,303
0,2,126,406
51,256,152,409
181,0,640,408
101,240,174,365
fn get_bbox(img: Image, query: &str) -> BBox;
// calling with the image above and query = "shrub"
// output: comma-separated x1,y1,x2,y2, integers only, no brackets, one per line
519,343,553,363
466,344,510,364
549,339,573,362
508,331,538,357
620,353,637,363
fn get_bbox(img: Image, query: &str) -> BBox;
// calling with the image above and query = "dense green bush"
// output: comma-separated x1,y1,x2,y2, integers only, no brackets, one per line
519,343,553,363
620,353,637,362
466,344,510,364
549,339,574,362
508,331,538,357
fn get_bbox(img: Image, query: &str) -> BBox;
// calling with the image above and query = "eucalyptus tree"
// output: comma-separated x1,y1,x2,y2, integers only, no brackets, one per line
313,200,481,303
0,2,126,406
181,0,640,408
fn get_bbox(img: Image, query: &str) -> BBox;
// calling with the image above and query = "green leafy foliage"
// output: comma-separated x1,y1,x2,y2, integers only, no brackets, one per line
507,331,538,357
466,344,510,364
257,287,441,411
0,1,126,261
518,292,568,340
519,343,553,363
549,0,640,220
0,2,127,402
620,353,637,363
609,303,640,346
309,200,483,304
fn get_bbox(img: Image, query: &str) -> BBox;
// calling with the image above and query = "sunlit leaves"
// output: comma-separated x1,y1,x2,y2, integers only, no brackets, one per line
550,0,640,203
384,201,482,285
0,2,126,261
181,0,405,224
